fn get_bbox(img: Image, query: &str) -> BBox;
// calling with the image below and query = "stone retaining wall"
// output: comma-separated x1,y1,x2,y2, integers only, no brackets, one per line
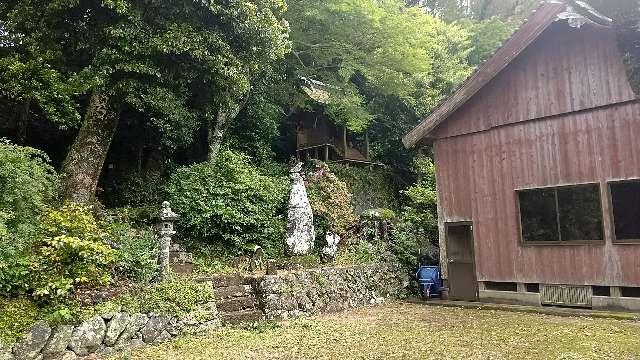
1,263,407,360
255,263,408,320
0,302,220,360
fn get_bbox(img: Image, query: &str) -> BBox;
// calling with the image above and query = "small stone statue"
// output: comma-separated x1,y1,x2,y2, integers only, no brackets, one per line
250,246,265,271
321,231,341,262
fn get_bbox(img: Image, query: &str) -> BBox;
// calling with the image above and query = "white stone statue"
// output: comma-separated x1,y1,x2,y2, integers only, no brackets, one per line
285,163,315,255
322,231,341,260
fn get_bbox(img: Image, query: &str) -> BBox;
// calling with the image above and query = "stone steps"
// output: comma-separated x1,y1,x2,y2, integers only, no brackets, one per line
217,296,256,313
214,285,253,299
219,309,264,325
199,274,264,326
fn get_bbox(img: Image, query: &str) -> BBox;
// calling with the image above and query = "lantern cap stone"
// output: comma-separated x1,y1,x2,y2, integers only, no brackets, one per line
159,201,179,221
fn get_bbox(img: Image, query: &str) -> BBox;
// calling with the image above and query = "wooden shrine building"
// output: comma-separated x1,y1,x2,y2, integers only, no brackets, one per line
404,2,640,311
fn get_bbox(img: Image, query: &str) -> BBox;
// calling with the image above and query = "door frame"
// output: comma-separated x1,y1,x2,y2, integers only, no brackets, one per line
444,221,478,301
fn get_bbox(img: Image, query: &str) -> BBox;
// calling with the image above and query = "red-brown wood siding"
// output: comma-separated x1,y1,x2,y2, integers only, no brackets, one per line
432,19,640,286
431,22,637,140
435,101,640,286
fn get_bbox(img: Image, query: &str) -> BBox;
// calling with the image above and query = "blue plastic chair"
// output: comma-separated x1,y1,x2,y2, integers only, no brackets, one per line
416,266,441,299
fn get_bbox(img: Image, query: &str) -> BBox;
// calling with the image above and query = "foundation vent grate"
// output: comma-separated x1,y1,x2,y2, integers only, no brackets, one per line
540,284,592,308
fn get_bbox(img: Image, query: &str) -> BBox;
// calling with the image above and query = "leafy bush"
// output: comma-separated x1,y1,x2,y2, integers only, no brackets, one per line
0,297,40,344
102,221,157,282
90,277,214,318
401,155,438,243
334,240,383,266
190,245,235,275
167,150,288,255
103,172,167,208
30,204,116,301
306,162,358,238
0,139,58,256
331,164,403,213
389,155,440,272
0,204,117,302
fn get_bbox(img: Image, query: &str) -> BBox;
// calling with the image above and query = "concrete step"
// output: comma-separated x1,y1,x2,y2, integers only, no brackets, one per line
214,285,253,299
217,296,256,313
220,309,264,325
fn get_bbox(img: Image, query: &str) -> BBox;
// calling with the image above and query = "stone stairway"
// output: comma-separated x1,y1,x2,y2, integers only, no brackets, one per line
204,274,264,325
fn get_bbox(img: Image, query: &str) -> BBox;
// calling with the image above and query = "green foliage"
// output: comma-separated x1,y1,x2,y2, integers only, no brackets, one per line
283,255,321,268
0,204,116,303
104,172,167,209
0,140,58,254
389,154,439,271
0,297,39,344
388,224,422,272
306,162,358,237
30,204,117,302
190,245,236,275
0,55,80,128
2,0,290,149
334,240,383,266
402,155,438,241
457,17,514,66
103,221,157,282
167,150,288,255
104,277,215,318
415,0,540,22
286,0,473,131
330,164,403,213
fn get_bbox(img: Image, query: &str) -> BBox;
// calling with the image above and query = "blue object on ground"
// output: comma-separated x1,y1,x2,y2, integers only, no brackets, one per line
416,266,441,298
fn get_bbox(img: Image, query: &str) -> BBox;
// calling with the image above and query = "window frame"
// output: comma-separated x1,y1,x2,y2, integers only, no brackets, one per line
607,178,640,244
516,182,605,246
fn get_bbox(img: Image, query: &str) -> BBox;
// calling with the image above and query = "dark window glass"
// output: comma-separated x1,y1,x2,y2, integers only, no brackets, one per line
518,184,603,243
610,181,640,240
557,185,603,241
519,188,559,242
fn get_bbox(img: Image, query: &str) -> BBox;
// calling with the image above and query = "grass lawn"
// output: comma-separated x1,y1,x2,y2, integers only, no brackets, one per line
126,302,640,360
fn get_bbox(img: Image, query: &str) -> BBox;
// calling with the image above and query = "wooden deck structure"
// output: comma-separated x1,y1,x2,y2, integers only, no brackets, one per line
404,2,640,311
295,112,371,164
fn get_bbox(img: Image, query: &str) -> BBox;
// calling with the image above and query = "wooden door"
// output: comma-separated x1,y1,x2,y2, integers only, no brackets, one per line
446,223,478,301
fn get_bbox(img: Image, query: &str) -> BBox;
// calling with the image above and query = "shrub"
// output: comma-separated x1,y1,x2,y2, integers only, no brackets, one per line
167,150,288,255
334,240,383,266
306,162,358,238
103,171,167,208
0,297,40,344
0,139,58,256
331,164,403,213
401,155,438,244
0,204,117,302
390,155,440,273
92,277,214,318
103,221,157,282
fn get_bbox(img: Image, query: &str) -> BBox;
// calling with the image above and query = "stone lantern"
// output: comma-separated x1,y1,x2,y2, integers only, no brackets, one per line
157,201,178,279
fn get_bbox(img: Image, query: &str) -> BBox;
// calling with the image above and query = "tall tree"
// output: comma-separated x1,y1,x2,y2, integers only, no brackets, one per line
286,0,472,131
2,0,290,203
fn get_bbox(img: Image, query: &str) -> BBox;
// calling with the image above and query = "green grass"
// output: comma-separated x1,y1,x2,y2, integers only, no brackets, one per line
126,302,640,360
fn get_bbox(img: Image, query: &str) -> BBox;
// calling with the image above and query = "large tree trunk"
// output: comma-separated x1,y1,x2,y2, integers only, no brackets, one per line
61,92,119,203
207,93,250,164
16,100,29,145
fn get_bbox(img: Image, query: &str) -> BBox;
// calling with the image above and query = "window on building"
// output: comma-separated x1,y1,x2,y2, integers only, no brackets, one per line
518,184,603,243
610,180,640,241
